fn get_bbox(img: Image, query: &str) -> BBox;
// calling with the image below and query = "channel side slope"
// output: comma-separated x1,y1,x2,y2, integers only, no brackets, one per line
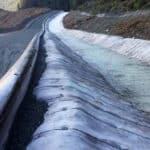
27,26,150,150
0,11,56,78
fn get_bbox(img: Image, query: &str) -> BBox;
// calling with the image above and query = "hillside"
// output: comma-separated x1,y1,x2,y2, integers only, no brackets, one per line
0,0,86,12
79,0,150,14
0,8,49,33
63,0,150,40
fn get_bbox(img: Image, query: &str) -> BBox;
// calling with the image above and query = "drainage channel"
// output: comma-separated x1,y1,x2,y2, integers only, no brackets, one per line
5,36,48,150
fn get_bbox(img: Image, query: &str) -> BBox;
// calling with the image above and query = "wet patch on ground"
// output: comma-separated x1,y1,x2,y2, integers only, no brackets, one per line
27,31,150,150
5,36,48,150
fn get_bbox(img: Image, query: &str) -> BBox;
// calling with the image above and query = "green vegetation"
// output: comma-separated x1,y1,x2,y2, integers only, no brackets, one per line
36,0,86,10
0,0,86,11
2,0,149,12
79,0,150,14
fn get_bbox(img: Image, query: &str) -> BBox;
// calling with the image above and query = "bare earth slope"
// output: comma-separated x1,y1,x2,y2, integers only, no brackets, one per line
64,10,150,40
0,8,49,33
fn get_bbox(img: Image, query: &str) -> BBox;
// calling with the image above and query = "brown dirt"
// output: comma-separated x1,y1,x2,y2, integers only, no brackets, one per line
111,15,150,39
0,8,49,33
64,11,150,40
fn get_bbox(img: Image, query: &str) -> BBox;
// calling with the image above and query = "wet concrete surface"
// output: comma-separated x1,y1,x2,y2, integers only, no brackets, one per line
5,34,47,150
0,11,56,78
27,26,150,149
5,12,150,150
5,11,58,150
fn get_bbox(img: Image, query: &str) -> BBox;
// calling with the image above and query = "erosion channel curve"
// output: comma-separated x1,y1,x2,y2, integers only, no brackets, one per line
7,12,150,150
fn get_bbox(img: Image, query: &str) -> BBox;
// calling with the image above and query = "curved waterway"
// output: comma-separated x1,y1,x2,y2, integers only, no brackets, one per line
27,19,150,149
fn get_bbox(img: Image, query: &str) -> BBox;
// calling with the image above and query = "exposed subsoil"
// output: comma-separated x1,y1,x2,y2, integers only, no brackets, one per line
0,8,49,33
63,10,150,40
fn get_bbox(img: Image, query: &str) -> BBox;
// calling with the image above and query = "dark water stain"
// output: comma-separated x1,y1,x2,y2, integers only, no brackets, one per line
6,35,48,150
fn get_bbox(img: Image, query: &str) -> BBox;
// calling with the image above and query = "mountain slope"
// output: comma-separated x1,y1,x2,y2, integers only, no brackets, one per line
79,0,150,14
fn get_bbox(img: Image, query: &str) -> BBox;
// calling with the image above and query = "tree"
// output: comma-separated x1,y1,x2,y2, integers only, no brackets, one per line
37,0,86,10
